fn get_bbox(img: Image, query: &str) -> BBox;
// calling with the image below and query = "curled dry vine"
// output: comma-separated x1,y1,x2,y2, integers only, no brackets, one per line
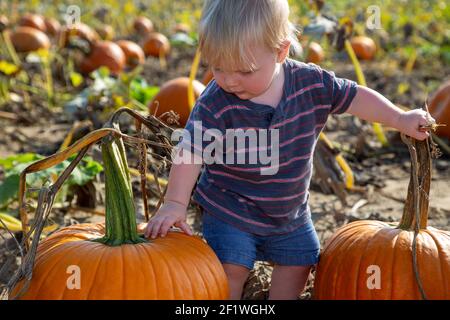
0,107,176,300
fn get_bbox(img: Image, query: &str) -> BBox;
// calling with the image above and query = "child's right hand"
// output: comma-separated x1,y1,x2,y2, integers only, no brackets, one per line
144,201,193,239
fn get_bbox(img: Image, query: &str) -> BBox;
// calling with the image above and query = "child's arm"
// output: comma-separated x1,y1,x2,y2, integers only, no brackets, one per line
346,85,433,140
144,151,203,239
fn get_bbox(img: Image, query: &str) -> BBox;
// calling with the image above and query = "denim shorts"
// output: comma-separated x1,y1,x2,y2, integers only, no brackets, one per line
202,212,320,270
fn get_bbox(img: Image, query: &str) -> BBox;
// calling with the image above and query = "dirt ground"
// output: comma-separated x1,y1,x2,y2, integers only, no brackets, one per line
1,46,449,299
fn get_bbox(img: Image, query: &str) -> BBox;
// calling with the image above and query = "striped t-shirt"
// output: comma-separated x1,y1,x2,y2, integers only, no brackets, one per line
177,58,358,236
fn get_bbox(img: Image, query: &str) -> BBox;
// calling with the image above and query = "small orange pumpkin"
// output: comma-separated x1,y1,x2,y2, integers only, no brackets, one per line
428,80,450,138
149,77,206,127
350,36,377,60
314,136,450,300
133,16,154,35
9,26,51,53
116,40,145,68
18,13,47,33
306,41,324,64
142,32,171,58
79,41,126,75
44,17,61,37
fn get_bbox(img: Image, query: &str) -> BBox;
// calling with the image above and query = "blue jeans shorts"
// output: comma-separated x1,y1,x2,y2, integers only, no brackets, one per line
202,211,320,270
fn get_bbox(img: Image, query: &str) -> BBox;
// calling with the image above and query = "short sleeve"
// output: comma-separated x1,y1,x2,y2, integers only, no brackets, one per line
321,68,358,115
174,101,223,164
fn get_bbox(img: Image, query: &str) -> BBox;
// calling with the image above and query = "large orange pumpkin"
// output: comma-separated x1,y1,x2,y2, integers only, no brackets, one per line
116,40,145,68
149,77,206,127
142,32,170,58
19,13,47,33
350,36,377,60
314,137,450,300
9,26,51,53
428,80,450,138
133,16,154,35
79,41,126,75
11,135,229,300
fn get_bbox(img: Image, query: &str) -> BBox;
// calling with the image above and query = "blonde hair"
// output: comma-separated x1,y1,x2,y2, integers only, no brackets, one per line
199,0,300,72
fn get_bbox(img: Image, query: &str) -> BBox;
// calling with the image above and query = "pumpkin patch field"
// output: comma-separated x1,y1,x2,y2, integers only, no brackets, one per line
0,0,449,301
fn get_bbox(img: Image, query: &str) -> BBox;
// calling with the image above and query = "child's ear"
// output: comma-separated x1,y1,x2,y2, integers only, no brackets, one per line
277,40,291,63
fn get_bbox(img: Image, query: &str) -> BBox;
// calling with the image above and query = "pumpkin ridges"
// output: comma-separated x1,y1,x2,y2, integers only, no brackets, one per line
316,222,450,299
353,227,391,299
163,235,213,299
390,231,417,299
336,226,380,299
316,224,367,298
20,241,86,299
151,232,229,299
425,229,450,298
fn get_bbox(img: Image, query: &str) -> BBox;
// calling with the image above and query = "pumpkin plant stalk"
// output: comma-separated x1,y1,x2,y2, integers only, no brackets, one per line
397,135,431,231
188,48,201,110
344,39,388,147
93,130,147,246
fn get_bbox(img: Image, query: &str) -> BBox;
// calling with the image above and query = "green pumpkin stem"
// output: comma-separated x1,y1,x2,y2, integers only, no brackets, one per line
93,131,147,246
397,137,431,231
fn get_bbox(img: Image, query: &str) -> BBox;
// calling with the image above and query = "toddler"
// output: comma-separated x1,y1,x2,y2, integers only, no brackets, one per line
144,0,433,300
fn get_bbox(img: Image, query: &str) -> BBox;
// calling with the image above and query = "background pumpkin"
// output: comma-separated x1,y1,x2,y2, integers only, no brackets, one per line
79,41,126,75
60,23,99,47
314,136,450,300
43,17,61,38
350,36,377,60
142,32,170,58
18,13,47,33
11,134,229,300
116,40,145,69
428,80,450,138
148,77,206,127
133,16,154,35
9,26,51,53
306,41,325,64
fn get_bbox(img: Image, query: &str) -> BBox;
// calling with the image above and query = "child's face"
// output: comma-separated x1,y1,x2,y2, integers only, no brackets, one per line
211,44,286,100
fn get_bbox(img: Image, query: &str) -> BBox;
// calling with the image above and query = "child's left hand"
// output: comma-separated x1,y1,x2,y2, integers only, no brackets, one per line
396,109,436,141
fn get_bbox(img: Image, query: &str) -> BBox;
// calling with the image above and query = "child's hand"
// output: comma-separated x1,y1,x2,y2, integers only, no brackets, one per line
396,109,435,141
143,201,193,239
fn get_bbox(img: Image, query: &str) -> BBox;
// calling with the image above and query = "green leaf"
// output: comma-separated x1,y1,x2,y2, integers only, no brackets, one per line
129,78,159,105
0,174,20,207
0,153,103,208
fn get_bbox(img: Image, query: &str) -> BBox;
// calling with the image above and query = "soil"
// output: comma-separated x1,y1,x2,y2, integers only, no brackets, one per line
1,45,449,300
